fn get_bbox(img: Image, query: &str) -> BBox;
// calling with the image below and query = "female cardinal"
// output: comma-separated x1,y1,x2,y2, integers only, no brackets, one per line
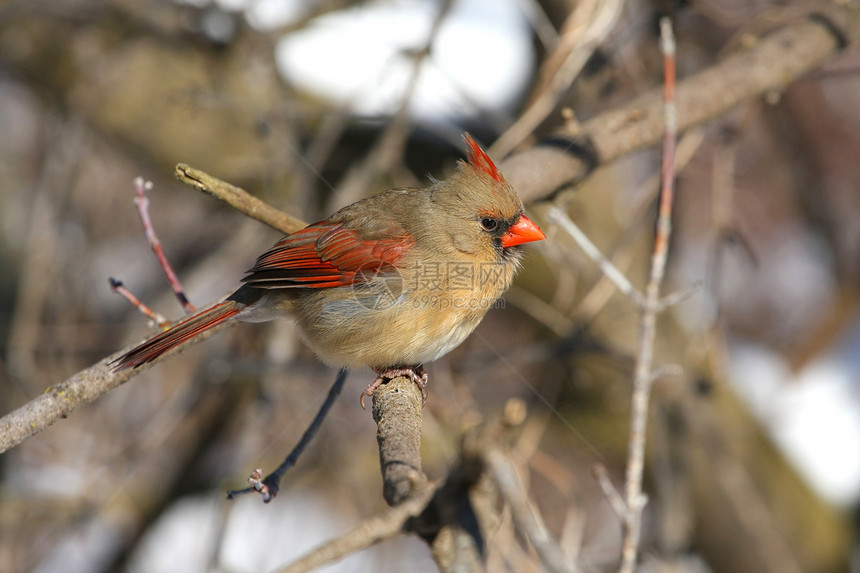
114,135,544,403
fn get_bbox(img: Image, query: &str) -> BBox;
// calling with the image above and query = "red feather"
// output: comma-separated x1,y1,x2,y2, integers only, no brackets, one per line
464,134,503,184
112,301,242,369
242,221,413,289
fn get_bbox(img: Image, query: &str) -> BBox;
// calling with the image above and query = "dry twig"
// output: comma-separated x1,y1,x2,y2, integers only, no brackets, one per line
174,163,307,235
490,0,624,158
275,485,437,573
485,447,577,573
546,17,682,571
0,169,307,454
546,207,646,308
108,277,167,326
619,17,678,572
132,176,196,313
227,369,348,503
501,5,860,203
593,463,627,521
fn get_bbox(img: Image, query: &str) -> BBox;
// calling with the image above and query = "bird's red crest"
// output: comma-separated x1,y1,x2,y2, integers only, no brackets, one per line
464,134,503,184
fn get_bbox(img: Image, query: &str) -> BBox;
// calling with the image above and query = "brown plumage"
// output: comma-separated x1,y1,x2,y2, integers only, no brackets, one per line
113,135,544,398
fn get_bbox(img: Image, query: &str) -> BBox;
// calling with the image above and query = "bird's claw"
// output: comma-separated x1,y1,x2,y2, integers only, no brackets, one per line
361,365,428,409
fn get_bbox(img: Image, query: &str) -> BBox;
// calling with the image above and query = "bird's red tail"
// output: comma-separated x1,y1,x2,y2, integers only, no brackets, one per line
113,300,243,370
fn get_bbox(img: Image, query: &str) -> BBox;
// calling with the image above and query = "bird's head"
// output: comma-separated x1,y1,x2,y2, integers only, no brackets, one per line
430,134,545,260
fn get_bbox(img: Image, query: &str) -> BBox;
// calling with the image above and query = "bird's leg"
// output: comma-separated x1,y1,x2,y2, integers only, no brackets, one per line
361,365,428,409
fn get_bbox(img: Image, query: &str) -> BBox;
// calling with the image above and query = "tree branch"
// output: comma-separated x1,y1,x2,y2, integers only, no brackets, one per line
174,163,307,235
133,176,196,313
484,447,577,573
502,5,860,203
0,171,307,455
278,397,554,573
372,375,429,505
0,319,231,454
275,485,437,573
619,17,678,572
2,2,858,471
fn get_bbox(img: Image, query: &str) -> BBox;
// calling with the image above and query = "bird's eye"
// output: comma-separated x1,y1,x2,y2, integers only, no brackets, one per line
480,217,499,232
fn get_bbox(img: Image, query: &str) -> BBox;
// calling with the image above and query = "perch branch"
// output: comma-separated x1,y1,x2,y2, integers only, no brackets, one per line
372,375,429,506
279,399,538,573
276,380,454,572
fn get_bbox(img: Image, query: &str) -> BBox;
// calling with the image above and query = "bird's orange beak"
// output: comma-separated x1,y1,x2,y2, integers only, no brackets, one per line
500,215,545,248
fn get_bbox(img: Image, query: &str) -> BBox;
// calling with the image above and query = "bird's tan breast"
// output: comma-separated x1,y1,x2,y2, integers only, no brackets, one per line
291,251,516,369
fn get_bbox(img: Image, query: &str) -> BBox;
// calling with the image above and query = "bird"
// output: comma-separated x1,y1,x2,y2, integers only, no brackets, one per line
113,134,545,405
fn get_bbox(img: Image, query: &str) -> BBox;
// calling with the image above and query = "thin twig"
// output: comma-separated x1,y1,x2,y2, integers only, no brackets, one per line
174,163,307,235
592,463,626,521
502,4,860,202
568,129,705,326
484,447,577,573
546,207,646,309
0,166,310,453
558,505,586,566
519,0,560,50
227,368,348,503
490,0,623,158
327,0,452,212
650,364,684,384
275,486,436,573
133,177,195,313
620,17,678,573
0,319,233,454
108,277,167,326
656,282,703,312
505,286,575,337
290,104,352,216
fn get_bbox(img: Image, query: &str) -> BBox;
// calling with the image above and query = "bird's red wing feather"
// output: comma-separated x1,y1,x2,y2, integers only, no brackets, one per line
242,222,413,289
